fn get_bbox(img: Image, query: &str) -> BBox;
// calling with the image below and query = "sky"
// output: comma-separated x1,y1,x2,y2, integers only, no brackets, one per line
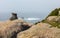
0,0,60,21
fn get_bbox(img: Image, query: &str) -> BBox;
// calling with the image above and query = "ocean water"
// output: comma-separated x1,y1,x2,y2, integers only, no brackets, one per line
19,18,41,24
25,20,40,24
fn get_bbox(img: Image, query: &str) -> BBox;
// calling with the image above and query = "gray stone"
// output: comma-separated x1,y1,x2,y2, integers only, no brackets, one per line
10,13,18,21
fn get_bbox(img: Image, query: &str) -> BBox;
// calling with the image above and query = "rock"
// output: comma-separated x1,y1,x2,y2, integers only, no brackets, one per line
0,19,32,38
46,16,57,22
10,13,18,21
17,23,60,38
36,23,51,28
46,16,60,23
55,16,60,23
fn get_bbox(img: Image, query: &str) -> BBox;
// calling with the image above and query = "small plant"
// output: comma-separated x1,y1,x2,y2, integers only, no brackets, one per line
46,8,60,18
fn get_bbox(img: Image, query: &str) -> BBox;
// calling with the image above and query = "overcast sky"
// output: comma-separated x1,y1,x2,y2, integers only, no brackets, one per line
0,0,60,20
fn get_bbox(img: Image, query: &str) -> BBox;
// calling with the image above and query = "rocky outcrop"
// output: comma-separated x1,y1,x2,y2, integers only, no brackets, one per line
46,16,60,23
0,19,32,38
17,23,60,38
46,16,57,22
9,13,18,21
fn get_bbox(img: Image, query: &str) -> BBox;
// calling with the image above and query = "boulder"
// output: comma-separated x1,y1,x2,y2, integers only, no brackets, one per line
0,19,32,38
55,16,60,23
10,13,18,21
46,16,57,22
17,23,60,38
47,16,60,23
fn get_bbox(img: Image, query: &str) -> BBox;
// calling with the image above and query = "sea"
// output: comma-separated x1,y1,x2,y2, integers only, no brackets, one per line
19,18,41,24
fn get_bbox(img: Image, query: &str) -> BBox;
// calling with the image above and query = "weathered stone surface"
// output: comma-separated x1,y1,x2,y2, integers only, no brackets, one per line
0,19,32,38
10,13,18,21
55,16,60,23
46,16,57,22
47,16,60,23
17,23,60,38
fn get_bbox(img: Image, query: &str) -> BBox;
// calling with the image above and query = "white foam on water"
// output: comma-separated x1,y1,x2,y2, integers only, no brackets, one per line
18,18,41,23
24,18,40,21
